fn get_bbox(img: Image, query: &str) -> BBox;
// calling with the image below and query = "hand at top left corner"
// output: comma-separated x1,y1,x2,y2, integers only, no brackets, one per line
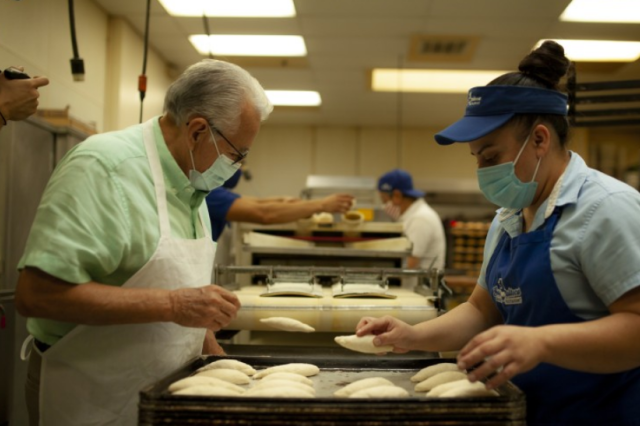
457,325,547,390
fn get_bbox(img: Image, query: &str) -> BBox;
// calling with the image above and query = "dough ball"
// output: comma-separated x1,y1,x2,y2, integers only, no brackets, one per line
259,372,314,386
334,334,394,354
194,368,251,385
414,371,468,392
260,317,315,333
168,376,245,393
410,363,465,383
172,385,243,397
312,212,334,224
244,386,314,398
253,363,320,379
334,377,394,397
197,359,256,376
349,385,409,398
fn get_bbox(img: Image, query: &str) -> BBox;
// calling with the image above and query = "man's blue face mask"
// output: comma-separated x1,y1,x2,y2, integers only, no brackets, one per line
188,127,241,193
476,126,542,209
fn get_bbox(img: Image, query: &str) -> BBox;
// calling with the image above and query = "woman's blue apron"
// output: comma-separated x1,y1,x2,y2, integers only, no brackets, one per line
486,208,640,426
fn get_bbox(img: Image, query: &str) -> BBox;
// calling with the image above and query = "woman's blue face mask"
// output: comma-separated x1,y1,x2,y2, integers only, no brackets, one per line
476,127,542,209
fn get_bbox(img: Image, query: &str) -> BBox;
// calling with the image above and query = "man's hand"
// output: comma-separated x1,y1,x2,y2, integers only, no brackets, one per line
321,194,355,214
170,285,240,331
355,315,418,354
202,329,226,355
457,325,546,390
0,68,50,121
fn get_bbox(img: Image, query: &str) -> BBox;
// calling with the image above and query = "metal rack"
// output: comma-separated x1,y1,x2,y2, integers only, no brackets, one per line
567,72,640,127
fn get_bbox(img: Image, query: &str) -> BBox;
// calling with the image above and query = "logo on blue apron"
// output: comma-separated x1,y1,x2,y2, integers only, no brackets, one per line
493,278,523,305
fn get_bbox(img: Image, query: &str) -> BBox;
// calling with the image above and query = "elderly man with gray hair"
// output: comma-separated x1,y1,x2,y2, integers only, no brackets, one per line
15,59,272,426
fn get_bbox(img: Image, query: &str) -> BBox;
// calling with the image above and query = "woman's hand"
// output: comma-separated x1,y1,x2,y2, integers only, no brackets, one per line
457,325,547,389
356,315,418,354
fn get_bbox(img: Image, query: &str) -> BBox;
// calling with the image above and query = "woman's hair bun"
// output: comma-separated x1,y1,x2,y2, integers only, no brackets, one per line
518,40,570,89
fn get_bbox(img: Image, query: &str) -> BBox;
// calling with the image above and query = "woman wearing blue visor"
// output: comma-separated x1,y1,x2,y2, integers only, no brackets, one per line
356,41,640,425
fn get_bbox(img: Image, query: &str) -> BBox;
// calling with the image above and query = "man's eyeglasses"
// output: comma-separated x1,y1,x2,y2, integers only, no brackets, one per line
211,125,247,165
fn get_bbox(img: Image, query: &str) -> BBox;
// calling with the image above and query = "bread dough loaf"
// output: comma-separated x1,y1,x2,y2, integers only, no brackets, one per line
259,372,314,386
439,383,499,398
253,363,320,379
349,385,409,398
414,371,468,392
172,385,243,397
244,386,314,398
334,377,394,397
334,334,394,354
250,379,315,395
260,317,315,333
411,363,464,382
195,368,251,385
426,379,471,397
196,359,256,376
168,376,246,393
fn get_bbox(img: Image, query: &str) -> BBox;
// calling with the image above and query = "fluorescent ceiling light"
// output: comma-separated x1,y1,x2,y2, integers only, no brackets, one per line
537,39,640,62
371,69,508,93
266,90,322,107
158,0,296,17
190,35,307,57
560,0,640,23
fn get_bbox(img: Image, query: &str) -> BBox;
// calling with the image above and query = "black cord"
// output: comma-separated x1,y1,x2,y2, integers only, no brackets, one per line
68,0,79,59
68,0,85,81
139,0,151,123
202,13,214,59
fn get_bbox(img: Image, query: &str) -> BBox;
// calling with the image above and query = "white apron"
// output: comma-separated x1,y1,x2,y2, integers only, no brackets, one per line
38,118,215,426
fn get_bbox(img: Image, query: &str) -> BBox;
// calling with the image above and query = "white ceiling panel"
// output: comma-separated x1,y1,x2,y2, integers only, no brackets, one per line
93,0,640,128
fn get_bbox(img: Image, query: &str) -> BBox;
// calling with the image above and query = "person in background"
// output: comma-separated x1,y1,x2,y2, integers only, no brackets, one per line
377,168,446,270
357,41,640,425
206,168,355,242
0,66,49,131
15,59,272,426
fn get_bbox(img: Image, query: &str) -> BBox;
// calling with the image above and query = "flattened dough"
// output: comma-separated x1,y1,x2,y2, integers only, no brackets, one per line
172,385,243,397
334,334,393,354
253,363,320,379
259,372,314,386
169,376,245,393
260,317,315,333
244,386,314,398
194,368,251,385
414,371,468,392
197,359,256,376
334,377,394,397
250,379,315,395
411,363,464,383
349,385,409,398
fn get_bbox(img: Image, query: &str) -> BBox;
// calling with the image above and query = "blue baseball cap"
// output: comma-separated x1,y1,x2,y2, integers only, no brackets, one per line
435,85,568,145
378,169,425,198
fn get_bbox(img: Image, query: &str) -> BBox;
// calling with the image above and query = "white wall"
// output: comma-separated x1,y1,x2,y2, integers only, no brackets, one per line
234,124,478,198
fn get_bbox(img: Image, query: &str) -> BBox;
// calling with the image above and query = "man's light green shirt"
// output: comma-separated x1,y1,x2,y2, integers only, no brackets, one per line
19,117,211,345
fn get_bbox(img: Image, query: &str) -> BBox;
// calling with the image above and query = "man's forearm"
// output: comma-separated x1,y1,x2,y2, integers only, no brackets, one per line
16,268,174,325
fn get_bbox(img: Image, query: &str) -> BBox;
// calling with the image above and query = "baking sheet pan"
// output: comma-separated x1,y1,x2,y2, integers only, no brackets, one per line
139,355,526,425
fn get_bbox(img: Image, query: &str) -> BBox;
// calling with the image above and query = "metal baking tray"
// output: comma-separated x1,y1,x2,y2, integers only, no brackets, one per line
139,355,526,425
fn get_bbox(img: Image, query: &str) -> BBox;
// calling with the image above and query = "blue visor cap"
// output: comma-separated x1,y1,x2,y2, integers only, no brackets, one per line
378,169,425,198
435,85,568,145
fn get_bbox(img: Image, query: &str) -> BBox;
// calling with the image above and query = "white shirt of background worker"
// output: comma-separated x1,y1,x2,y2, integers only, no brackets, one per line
377,169,446,270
